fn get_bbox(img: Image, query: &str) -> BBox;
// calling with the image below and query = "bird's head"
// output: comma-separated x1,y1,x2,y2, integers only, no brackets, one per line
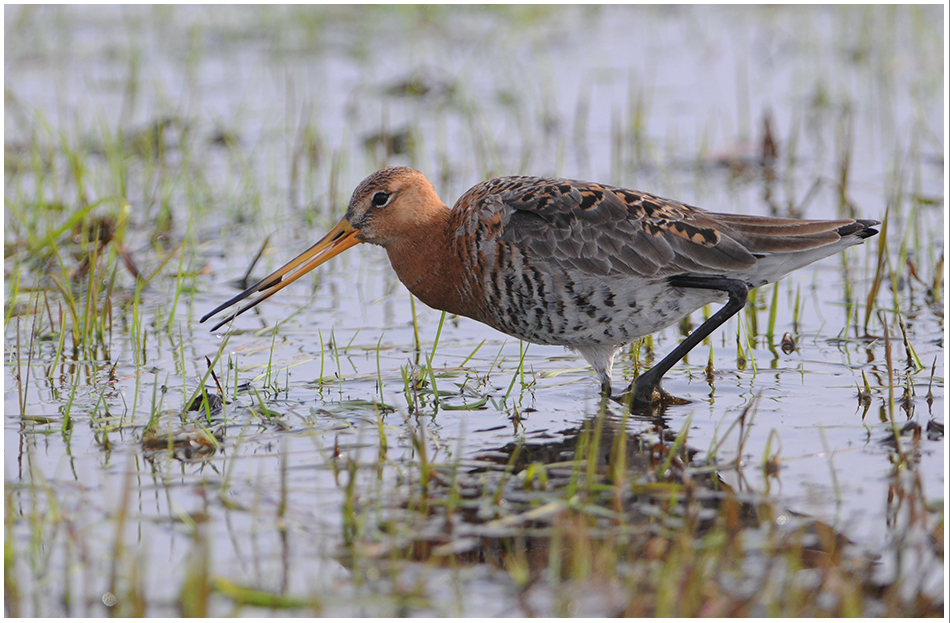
200,166,445,330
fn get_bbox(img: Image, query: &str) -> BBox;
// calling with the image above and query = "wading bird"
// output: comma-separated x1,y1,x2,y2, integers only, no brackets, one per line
202,167,878,408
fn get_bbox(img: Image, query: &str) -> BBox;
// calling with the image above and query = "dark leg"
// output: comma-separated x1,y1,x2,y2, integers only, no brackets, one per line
620,276,749,409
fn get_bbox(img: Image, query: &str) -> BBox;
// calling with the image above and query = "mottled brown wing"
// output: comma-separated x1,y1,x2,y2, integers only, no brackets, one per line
457,176,758,278
455,176,876,279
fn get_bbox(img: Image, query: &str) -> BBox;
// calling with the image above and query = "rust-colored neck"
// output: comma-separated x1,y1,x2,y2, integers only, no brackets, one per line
383,207,472,317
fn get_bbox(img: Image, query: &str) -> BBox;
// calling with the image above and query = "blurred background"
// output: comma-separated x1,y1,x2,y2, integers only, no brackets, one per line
4,5,944,616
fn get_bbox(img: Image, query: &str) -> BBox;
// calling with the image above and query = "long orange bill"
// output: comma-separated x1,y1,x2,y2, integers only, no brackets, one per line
200,218,361,331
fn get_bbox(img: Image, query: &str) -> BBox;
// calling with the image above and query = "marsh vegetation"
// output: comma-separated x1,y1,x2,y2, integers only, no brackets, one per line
4,5,944,616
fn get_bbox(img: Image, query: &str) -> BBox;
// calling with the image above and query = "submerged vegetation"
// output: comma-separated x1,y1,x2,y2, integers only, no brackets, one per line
4,4,944,616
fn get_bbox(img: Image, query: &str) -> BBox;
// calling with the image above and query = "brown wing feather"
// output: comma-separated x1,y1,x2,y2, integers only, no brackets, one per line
456,177,756,277
708,212,878,254
453,176,877,279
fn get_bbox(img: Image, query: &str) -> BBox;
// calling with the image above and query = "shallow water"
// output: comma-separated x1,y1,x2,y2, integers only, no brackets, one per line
4,5,944,615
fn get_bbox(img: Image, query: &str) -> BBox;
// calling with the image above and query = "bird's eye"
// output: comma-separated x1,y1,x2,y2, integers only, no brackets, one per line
371,191,391,207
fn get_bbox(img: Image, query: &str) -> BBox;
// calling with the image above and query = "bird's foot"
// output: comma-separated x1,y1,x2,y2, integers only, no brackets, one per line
614,372,688,411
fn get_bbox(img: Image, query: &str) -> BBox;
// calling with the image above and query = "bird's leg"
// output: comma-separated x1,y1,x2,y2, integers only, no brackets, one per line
622,277,749,409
